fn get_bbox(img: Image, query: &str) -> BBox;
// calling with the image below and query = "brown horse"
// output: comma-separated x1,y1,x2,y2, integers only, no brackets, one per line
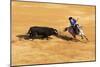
64,24,88,41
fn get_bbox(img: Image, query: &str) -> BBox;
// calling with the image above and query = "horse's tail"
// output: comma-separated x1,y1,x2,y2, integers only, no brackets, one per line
64,27,68,32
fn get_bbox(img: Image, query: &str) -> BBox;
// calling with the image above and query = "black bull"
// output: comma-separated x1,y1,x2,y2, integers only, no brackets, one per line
27,26,58,39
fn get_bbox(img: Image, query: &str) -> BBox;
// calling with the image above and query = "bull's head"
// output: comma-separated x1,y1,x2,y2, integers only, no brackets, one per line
53,29,58,36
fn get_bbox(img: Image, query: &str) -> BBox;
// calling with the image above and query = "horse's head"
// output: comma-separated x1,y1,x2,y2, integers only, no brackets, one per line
75,24,79,27
75,24,83,29
75,24,80,30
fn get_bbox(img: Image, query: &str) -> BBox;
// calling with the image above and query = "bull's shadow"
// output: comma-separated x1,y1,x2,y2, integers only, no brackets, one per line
16,34,72,41
16,34,82,42
16,34,30,40
16,34,52,40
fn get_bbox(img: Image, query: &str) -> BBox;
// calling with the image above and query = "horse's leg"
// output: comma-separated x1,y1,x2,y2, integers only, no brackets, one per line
81,35,84,39
83,35,88,41
79,31,88,41
68,29,77,39
71,33,76,39
78,30,84,39
73,35,76,38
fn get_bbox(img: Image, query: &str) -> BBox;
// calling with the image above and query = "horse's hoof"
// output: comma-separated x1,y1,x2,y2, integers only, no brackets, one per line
81,37,83,39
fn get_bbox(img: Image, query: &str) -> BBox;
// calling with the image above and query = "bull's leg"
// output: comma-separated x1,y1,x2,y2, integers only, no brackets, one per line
41,35,46,39
29,34,34,40
29,33,33,38
46,36,52,40
41,35,49,40
46,37,49,40
28,33,35,40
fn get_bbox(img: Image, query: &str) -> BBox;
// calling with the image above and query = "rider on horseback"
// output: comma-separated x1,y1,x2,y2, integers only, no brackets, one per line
68,17,79,34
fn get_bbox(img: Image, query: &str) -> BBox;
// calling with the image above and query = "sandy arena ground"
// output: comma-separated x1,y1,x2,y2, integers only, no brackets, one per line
11,1,96,66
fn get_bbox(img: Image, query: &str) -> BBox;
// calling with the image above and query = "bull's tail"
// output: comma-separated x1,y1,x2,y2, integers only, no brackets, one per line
27,28,31,35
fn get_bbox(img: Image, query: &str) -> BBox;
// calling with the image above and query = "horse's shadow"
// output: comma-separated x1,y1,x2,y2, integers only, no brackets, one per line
56,34,85,42
56,34,73,41
16,34,85,43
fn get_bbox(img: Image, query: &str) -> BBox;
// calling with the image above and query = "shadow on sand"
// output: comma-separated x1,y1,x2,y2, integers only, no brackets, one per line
16,34,30,40
16,34,51,40
55,34,88,43
16,34,86,43
56,34,73,41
